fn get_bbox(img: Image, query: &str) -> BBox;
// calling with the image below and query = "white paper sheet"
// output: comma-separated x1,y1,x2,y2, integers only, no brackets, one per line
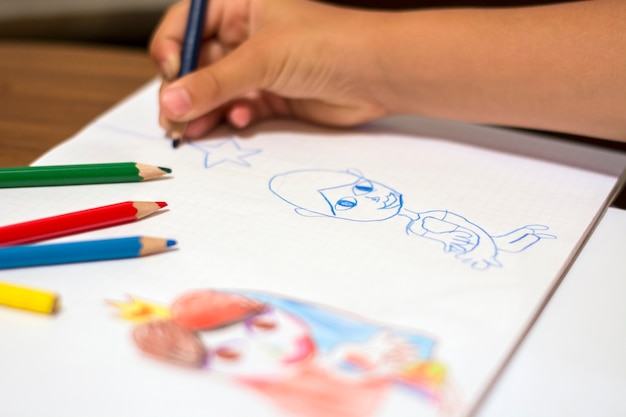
1,80,624,417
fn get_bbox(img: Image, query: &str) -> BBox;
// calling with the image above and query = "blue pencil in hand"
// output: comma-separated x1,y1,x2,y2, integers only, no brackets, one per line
170,0,208,147
0,236,177,269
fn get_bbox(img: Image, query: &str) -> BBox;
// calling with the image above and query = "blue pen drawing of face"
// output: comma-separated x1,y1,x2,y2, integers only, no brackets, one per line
271,169,403,222
189,138,262,169
268,168,556,270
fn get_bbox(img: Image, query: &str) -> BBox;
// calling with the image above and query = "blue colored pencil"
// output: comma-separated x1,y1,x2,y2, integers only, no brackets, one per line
0,236,177,269
179,0,207,77
171,0,208,147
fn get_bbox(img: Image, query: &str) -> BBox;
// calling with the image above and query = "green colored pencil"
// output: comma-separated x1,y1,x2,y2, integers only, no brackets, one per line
0,162,172,188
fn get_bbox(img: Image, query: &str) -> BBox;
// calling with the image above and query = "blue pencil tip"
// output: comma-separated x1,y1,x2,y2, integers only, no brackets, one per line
166,239,177,247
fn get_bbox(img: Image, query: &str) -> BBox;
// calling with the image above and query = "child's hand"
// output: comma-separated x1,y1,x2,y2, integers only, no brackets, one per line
149,0,390,138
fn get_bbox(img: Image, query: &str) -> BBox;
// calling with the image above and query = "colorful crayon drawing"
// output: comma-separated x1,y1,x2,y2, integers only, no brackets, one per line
111,289,457,417
268,168,556,270
189,138,262,168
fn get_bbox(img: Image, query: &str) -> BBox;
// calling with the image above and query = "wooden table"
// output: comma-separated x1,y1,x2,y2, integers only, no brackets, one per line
0,41,156,167
1,41,625,207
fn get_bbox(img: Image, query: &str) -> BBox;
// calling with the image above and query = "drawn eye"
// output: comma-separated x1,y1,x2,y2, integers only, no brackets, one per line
335,197,357,211
353,180,374,195
250,315,278,331
214,345,242,361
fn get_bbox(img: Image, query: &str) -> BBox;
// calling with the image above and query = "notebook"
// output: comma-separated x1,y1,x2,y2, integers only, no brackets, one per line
1,79,624,417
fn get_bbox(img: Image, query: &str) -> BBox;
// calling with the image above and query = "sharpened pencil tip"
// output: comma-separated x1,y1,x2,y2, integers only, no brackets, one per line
166,239,177,247
156,201,168,208
169,121,187,149
158,166,173,174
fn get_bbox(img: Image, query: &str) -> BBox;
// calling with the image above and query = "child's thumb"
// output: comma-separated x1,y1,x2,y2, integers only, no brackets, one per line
160,38,272,122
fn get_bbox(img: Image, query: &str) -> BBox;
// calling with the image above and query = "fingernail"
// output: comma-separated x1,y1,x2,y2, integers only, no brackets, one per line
160,54,180,81
162,87,192,117
229,106,251,129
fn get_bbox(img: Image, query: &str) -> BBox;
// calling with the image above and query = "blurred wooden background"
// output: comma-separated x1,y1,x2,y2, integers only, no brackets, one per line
0,42,156,166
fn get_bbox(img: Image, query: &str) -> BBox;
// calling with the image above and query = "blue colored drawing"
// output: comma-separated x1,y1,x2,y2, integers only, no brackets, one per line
189,138,262,168
268,168,556,270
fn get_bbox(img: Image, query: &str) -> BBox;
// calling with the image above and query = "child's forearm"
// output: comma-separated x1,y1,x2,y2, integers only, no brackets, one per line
375,1,626,140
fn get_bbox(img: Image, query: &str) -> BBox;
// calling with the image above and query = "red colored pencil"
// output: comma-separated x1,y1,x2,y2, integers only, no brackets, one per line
0,201,167,246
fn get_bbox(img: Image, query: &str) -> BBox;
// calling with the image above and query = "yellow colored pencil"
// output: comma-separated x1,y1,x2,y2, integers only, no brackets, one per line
0,282,60,314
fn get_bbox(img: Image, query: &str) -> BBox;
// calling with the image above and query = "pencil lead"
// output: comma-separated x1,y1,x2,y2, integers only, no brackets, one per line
169,121,187,149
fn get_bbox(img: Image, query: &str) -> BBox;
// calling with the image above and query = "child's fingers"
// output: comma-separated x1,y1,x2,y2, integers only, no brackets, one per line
160,36,276,122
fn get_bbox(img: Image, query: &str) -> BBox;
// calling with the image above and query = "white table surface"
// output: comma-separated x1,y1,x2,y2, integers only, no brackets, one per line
478,207,626,417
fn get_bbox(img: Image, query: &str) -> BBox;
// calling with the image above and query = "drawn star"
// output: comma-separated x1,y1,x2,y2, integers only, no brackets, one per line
190,138,262,168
